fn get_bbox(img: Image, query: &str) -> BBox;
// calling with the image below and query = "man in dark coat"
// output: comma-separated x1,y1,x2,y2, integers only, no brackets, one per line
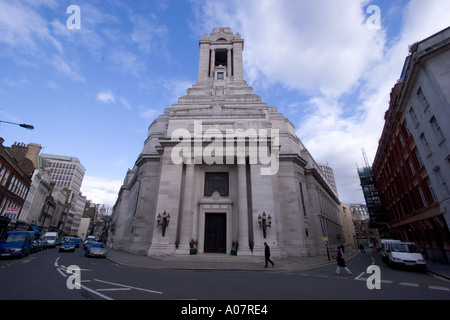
264,242,275,268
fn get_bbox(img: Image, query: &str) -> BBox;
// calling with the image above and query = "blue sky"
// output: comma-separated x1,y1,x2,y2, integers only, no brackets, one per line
1,0,449,207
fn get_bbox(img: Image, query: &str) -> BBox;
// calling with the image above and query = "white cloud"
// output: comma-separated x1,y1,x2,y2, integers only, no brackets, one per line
96,90,116,104
139,105,160,120
0,0,62,55
81,176,122,206
120,97,132,110
51,54,85,82
190,0,385,98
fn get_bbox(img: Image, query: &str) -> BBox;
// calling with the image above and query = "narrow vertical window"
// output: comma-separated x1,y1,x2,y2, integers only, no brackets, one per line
409,106,419,125
417,185,427,207
299,183,307,216
414,147,423,166
420,133,432,155
426,177,437,202
430,116,445,142
417,87,429,110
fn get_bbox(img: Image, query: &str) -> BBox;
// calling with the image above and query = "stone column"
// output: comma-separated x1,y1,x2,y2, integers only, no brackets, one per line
227,49,232,77
237,163,251,255
232,40,244,82
209,49,215,78
197,42,210,83
178,163,195,254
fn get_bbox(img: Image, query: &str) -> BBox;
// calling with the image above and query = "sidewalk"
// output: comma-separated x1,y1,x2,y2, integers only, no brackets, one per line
105,249,354,272
106,248,450,279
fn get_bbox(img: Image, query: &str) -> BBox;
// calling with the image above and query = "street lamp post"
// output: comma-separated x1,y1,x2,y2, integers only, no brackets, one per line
0,120,34,130
157,211,170,237
258,211,272,239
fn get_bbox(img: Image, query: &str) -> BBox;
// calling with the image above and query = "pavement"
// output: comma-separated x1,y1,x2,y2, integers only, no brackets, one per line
105,248,450,279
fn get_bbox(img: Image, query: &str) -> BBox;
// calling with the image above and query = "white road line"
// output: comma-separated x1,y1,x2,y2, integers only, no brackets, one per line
429,285,450,291
355,272,366,280
94,279,163,294
96,288,132,292
399,282,419,287
80,284,114,300
56,267,67,277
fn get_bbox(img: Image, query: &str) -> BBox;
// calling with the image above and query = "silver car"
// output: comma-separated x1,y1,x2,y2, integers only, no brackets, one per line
85,242,107,258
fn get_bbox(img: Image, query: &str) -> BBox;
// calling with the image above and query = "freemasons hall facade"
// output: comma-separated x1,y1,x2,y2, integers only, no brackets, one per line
110,28,344,258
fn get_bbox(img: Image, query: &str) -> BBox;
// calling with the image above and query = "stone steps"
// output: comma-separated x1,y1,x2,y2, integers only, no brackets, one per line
152,253,264,263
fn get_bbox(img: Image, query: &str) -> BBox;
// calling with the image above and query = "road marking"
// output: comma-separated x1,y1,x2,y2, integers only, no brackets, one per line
429,285,449,291
80,284,113,300
355,272,366,280
399,282,419,287
96,288,132,292
94,279,163,294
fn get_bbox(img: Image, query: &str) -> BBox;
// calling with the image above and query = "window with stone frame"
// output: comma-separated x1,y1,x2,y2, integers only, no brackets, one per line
204,172,229,196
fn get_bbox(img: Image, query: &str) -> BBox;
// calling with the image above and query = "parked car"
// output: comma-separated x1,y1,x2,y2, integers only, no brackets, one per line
31,240,41,253
386,242,427,271
70,237,81,248
84,235,96,250
59,240,76,252
0,231,35,258
42,239,49,249
85,242,107,258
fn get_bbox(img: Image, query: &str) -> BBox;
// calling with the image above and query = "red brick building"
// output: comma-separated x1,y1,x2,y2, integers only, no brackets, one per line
373,82,449,263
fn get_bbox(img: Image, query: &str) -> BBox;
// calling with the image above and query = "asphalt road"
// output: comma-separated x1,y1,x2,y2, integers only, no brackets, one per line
1,246,449,303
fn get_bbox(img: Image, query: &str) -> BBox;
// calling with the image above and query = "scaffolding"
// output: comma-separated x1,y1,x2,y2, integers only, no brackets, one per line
357,149,389,236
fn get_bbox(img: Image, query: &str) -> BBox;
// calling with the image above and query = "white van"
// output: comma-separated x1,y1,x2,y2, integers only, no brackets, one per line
380,239,401,262
386,242,427,271
43,232,58,247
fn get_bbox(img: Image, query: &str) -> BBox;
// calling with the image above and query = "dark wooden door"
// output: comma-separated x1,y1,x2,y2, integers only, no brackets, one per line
204,213,226,253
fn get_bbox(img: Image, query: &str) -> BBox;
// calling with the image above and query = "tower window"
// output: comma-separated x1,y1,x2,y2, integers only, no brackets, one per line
217,72,224,80
215,50,227,67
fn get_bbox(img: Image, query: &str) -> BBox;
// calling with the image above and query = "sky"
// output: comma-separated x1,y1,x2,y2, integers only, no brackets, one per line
0,0,449,207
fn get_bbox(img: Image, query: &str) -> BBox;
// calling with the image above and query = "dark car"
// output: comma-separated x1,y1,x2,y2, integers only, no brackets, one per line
70,237,81,248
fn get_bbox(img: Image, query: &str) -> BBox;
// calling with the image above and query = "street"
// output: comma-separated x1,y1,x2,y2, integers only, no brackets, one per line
1,247,449,302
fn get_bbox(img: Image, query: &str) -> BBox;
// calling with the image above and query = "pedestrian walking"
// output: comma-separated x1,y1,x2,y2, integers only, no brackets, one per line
359,243,365,253
335,245,352,275
264,242,275,268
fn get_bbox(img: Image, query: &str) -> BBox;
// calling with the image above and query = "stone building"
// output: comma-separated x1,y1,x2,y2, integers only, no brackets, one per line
111,28,344,258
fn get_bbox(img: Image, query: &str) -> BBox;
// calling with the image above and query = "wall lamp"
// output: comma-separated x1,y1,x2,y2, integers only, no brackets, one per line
157,210,170,237
258,211,272,239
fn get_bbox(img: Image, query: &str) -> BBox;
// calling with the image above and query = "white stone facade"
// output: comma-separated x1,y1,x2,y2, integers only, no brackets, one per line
400,27,450,230
111,28,344,258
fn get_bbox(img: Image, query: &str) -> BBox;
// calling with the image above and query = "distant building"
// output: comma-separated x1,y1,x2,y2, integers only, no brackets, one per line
41,154,85,193
372,27,450,263
319,163,338,197
339,203,356,249
41,153,87,236
349,203,379,248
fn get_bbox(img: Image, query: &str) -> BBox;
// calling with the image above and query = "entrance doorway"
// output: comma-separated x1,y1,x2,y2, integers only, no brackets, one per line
204,213,226,253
